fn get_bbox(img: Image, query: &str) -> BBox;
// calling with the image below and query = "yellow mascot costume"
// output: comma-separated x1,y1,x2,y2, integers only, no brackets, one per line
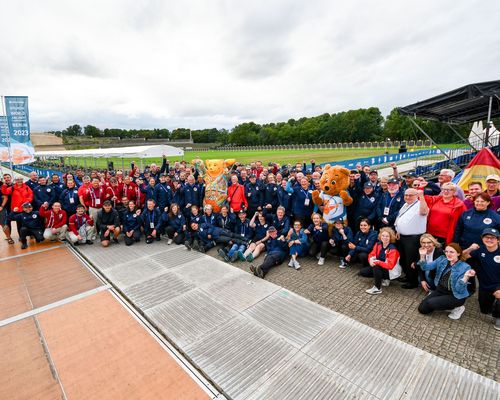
192,158,236,213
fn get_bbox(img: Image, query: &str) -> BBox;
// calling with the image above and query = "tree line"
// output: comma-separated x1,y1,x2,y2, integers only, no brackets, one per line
51,107,475,145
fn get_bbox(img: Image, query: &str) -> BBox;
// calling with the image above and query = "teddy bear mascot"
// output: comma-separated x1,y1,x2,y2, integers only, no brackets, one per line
192,158,236,213
312,165,353,230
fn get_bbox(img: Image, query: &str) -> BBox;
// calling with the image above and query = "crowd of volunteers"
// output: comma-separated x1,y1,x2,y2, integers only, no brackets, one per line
1,157,499,329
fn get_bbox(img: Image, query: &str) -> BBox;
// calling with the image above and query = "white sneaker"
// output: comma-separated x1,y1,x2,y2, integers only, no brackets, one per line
288,259,295,267
494,318,500,331
293,260,301,270
448,306,465,320
365,286,382,295
382,279,390,287
338,259,347,269
167,238,173,245
318,257,325,266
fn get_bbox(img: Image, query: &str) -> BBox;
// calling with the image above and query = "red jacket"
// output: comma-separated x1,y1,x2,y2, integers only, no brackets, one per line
425,195,466,243
68,213,94,235
2,183,33,212
84,186,106,208
122,182,138,202
106,184,124,204
368,243,400,270
39,206,67,229
78,183,92,207
227,183,248,212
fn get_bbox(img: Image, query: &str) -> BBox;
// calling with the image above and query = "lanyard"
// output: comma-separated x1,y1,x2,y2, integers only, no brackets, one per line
385,193,398,208
76,215,85,229
397,200,418,220
90,187,101,201
301,188,309,198
148,210,155,225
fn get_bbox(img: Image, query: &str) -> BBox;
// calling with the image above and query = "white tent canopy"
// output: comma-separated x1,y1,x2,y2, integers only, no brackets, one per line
35,144,184,158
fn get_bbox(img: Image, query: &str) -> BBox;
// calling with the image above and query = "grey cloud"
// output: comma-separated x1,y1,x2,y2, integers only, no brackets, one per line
223,3,304,79
47,43,109,78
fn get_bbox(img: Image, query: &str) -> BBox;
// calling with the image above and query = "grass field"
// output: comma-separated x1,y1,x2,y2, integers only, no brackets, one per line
62,147,435,169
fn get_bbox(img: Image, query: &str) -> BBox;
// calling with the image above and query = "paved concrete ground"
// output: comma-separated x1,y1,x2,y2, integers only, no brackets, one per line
75,241,499,399
211,248,500,382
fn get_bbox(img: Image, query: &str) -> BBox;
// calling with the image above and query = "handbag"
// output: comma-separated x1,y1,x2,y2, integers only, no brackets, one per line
389,258,402,280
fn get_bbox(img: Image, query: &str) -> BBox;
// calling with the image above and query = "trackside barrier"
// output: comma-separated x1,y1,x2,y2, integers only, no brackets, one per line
7,164,64,178
319,149,443,169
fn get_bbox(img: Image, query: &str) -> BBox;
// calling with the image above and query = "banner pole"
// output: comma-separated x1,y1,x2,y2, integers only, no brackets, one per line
1,95,14,171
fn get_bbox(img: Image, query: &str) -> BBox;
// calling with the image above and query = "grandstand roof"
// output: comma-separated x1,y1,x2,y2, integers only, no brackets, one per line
398,80,500,124
35,144,184,158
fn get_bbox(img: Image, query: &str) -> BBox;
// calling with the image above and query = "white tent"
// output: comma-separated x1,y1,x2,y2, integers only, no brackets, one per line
35,144,184,159
468,121,499,149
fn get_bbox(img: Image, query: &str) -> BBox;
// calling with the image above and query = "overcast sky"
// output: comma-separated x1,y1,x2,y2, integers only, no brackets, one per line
1,0,499,132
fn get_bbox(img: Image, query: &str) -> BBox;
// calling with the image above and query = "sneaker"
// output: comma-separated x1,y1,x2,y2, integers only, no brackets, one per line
246,254,254,262
318,257,325,266
448,306,465,320
382,279,390,287
494,318,500,331
365,286,382,295
217,248,226,258
339,258,347,269
230,252,239,263
86,240,93,245
192,241,200,251
237,251,246,261
167,238,173,245
256,265,264,278
293,260,301,270
21,243,28,249
288,259,295,267
112,237,119,244
198,245,206,253
185,241,192,251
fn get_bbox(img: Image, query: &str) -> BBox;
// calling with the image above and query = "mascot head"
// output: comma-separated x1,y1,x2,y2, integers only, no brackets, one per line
319,164,350,195
204,159,236,178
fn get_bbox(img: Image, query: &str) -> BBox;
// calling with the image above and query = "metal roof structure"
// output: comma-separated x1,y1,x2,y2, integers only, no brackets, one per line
398,80,500,124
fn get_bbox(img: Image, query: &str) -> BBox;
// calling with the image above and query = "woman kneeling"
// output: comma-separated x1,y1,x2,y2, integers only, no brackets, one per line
417,243,475,320
361,227,400,295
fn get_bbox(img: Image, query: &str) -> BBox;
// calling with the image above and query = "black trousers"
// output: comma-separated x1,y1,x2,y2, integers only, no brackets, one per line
165,227,186,244
478,289,500,318
331,243,349,258
397,234,421,285
351,252,369,267
309,241,329,258
418,288,465,314
260,253,286,275
124,229,141,246
360,265,389,289
20,227,44,245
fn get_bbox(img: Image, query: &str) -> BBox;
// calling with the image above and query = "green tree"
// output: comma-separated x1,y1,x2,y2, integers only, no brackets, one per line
83,125,101,137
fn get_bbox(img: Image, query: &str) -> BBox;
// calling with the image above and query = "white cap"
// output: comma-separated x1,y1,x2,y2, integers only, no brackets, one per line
485,174,500,182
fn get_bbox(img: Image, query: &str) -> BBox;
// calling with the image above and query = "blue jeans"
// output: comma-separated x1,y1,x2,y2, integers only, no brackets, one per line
228,244,246,257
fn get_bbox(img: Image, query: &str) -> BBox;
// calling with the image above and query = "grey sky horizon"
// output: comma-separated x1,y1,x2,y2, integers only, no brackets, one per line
1,0,499,132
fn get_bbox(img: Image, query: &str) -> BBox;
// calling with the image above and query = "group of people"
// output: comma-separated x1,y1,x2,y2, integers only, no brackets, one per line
1,156,499,330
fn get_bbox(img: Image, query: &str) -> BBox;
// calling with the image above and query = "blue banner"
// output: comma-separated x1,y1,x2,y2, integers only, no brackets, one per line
4,96,35,164
320,149,443,169
0,116,9,163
